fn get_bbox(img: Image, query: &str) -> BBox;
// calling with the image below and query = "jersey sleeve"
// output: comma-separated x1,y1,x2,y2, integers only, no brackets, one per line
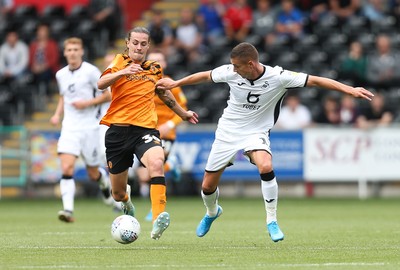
90,65,102,93
101,54,128,77
211,64,235,83
55,70,64,95
275,66,308,89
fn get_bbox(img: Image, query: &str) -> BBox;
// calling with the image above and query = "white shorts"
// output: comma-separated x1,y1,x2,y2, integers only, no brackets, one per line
57,128,102,167
99,124,109,164
205,132,271,172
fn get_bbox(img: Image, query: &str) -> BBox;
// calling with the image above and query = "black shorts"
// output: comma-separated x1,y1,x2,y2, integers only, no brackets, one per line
105,125,163,174
137,139,175,168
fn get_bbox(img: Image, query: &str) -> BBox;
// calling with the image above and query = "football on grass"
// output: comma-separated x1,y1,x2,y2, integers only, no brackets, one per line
111,215,141,244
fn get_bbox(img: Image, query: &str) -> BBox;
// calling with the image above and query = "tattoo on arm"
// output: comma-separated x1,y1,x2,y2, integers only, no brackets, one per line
156,87,176,108
164,98,176,108
155,88,165,96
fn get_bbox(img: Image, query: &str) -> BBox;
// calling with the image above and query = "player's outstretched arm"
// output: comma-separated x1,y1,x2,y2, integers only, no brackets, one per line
156,88,199,124
306,75,374,101
156,71,212,90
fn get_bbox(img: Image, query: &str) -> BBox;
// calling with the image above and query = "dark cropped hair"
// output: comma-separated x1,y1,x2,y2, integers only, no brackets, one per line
230,42,259,62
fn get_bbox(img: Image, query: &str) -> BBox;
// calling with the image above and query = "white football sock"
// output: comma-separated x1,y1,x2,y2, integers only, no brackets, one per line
98,167,109,190
202,187,219,217
140,183,150,198
261,178,278,224
60,179,76,212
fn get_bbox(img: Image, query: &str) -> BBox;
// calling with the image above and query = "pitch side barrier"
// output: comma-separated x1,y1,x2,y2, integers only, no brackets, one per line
30,125,400,191
171,124,400,199
171,125,304,182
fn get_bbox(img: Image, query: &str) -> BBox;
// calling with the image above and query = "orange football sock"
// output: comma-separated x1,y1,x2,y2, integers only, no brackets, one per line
150,177,167,222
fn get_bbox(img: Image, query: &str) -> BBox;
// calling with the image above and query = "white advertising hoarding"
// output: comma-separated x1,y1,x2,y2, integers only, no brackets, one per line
304,128,400,181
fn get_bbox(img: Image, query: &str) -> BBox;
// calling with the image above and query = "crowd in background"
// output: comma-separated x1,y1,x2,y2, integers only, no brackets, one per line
147,0,400,127
0,0,399,126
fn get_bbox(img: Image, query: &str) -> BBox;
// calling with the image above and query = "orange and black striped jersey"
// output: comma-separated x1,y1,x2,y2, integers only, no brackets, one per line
155,75,187,140
100,54,163,128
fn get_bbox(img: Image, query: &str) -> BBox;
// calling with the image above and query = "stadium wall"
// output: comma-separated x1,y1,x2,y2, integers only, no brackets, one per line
21,125,400,199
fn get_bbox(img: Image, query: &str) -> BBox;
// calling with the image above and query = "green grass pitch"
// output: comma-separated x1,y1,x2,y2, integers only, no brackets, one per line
1,196,400,269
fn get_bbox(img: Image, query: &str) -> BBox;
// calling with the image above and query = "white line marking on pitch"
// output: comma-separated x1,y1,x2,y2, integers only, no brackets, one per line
13,262,391,269
17,246,173,250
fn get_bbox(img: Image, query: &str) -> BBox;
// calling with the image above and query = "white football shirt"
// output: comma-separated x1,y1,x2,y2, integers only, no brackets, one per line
56,62,103,131
211,64,308,139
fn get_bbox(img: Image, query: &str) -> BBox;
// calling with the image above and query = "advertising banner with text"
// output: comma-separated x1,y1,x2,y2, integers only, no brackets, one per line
304,128,400,181
30,129,304,183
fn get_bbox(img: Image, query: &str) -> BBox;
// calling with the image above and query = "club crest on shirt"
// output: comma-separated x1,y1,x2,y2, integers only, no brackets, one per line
262,81,269,89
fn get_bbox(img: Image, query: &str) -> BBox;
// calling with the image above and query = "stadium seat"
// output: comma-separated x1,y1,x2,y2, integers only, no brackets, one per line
49,19,70,40
322,33,348,58
356,33,376,53
68,4,89,29
71,19,97,59
294,34,320,55
302,51,329,70
0,103,17,126
14,84,39,116
11,5,38,29
274,51,301,70
18,19,39,43
245,34,264,50
187,102,211,122
313,15,340,39
41,4,65,24
342,16,370,36
370,16,397,34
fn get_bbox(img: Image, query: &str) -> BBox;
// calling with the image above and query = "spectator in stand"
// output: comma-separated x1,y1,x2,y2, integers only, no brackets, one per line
0,0,13,25
339,95,360,125
268,0,304,45
223,0,253,45
328,0,361,22
251,0,277,47
314,95,341,125
391,0,400,17
339,41,368,86
356,92,394,129
174,7,204,65
275,93,312,130
362,0,390,21
88,0,121,47
29,23,60,94
0,30,29,84
366,34,400,90
197,0,226,46
297,0,328,30
147,9,174,56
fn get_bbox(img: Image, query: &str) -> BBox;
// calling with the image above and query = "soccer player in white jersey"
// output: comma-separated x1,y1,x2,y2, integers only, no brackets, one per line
50,37,113,223
156,42,374,242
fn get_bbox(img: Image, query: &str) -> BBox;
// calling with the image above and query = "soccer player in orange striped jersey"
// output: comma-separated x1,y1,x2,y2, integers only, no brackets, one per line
136,50,188,219
97,27,198,240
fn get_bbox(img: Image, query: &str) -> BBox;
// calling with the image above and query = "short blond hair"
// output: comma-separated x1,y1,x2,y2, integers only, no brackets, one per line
63,37,83,49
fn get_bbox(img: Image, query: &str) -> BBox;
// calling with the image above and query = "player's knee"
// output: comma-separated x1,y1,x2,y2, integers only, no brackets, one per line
259,163,273,174
202,183,217,194
147,157,164,173
61,164,74,175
